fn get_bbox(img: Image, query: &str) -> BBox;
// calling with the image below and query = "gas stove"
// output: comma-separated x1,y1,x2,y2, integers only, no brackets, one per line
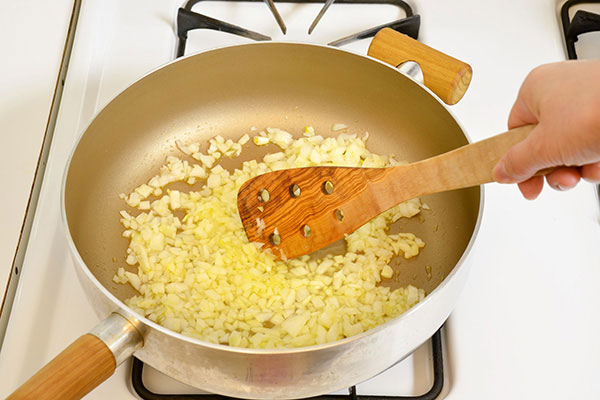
2,1,600,399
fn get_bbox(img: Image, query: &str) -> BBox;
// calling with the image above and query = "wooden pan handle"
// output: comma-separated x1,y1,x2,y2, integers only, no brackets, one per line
7,313,143,400
368,27,472,105
7,334,116,400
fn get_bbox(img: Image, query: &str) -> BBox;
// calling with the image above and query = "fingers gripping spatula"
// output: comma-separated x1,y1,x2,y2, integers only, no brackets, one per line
237,125,535,260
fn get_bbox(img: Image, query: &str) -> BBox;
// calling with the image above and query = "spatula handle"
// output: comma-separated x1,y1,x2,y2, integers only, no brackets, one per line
392,125,536,199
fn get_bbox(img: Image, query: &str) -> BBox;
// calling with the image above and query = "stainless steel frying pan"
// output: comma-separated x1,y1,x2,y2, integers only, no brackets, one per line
8,28,481,400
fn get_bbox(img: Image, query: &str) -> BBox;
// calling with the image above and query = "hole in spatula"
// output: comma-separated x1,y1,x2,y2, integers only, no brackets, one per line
258,189,270,202
270,232,281,246
290,184,301,198
322,180,334,195
302,224,311,237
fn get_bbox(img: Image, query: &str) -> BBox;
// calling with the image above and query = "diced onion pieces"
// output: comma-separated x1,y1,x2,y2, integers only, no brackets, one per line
253,136,270,146
115,125,426,349
381,265,394,279
331,123,348,132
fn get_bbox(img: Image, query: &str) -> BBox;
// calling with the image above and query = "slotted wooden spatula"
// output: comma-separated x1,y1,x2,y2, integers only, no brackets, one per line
237,125,535,260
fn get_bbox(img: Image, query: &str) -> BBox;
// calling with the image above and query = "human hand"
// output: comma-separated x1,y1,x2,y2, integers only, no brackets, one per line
492,60,600,199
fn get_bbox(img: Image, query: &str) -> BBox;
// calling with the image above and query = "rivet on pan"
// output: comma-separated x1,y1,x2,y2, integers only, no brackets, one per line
302,224,311,237
322,180,334,195
270,232,281,246
258,189,270,202
335,209,344,221
290,184,301,198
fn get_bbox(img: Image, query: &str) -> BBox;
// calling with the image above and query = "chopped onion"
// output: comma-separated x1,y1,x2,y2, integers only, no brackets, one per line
331,123,348,132
253,136,270,146
116,126,426,349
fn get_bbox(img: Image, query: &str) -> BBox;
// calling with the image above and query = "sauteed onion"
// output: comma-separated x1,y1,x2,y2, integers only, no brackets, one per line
114,127,426,348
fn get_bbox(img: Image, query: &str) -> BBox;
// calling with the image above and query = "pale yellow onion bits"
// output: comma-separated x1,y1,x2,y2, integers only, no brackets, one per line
114,127,426,349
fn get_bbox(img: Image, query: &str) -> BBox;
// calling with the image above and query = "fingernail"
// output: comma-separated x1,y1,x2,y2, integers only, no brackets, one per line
556,184,570,191
493,161,513,183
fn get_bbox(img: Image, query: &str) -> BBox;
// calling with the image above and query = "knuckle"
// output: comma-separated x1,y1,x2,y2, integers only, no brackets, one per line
531,135,562,166
504,139,547,179
582,162,600,183
503,154,526,178
579,108,600,136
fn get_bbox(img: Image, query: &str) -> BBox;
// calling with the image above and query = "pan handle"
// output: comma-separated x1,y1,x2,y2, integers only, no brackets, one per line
7,313,143,400
368,28,472,105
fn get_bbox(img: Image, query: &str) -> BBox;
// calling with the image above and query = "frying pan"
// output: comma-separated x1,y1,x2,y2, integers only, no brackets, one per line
8,28,481,399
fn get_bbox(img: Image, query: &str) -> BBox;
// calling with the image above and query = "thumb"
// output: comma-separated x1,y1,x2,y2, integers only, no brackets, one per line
493,131,547,183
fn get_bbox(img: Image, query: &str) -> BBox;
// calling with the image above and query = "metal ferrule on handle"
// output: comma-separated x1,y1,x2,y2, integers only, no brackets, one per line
88,312,144,365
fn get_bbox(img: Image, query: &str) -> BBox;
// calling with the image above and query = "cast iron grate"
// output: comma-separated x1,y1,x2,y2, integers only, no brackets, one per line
131,326,443,400
176,0,420,57
560,0,600,59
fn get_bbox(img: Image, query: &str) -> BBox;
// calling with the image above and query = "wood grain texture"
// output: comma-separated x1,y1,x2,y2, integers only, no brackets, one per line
238,125,535,259
7,334,116,400
368,27,472,105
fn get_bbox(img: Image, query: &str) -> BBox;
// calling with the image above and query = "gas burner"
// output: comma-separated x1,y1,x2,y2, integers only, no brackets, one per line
131,327,445,400
176,0,420,57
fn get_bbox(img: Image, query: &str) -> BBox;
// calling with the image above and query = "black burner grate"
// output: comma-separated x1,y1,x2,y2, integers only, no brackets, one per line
176,0,420,57
560,0,600,60
131,326,444,400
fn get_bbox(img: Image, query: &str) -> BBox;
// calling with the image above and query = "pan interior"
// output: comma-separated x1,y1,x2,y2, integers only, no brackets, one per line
65,43,479,303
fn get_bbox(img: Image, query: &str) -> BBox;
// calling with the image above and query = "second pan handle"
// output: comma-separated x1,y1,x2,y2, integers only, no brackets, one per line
368,28,473,105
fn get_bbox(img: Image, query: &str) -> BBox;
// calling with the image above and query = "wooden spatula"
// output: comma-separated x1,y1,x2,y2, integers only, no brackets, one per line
237,125,535,260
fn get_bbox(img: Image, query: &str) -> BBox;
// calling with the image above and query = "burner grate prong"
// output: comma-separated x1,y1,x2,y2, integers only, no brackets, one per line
308,0,336,34
263,0,288,34
328,14,419,47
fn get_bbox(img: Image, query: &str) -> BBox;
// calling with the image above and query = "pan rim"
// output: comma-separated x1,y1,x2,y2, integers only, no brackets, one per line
60,40,484,355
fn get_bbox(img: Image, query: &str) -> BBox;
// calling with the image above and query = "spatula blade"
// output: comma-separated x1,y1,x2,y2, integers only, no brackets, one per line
237,166,385,259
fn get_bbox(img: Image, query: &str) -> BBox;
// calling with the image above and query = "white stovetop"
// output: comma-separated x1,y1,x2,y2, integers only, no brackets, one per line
2,0,600,399
0,0,73,325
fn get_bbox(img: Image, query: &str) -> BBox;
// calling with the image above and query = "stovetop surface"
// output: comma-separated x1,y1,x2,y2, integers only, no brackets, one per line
2,0,600,399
